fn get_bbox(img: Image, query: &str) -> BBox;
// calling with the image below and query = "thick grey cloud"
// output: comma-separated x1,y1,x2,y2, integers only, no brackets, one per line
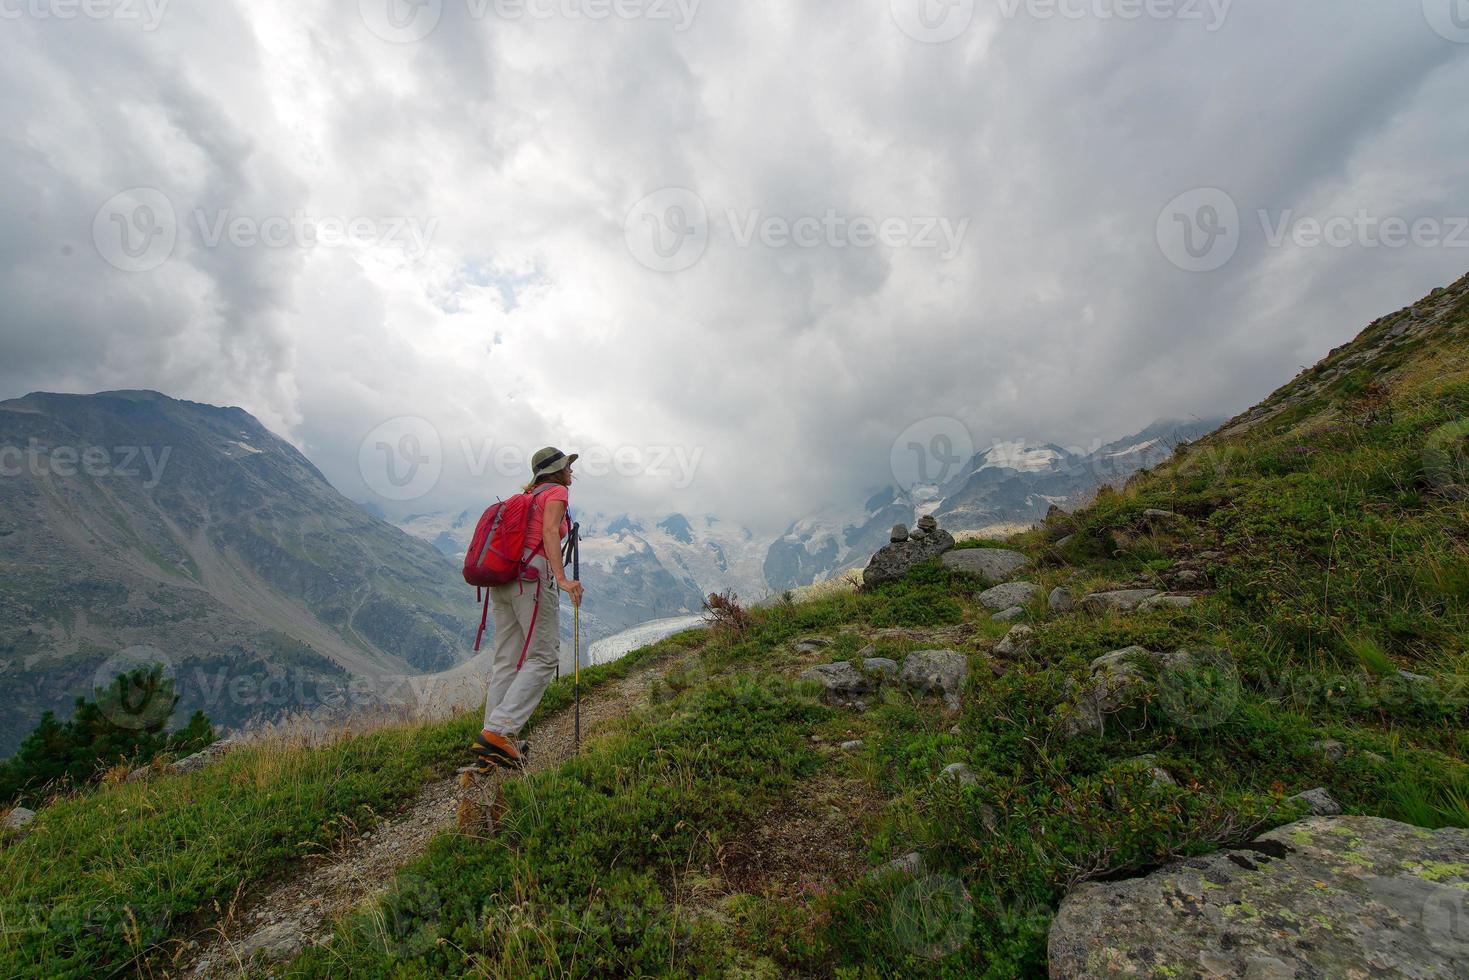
1,1,1466,533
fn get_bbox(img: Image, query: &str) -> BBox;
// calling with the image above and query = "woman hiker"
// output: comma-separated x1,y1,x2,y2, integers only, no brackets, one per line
472,447,586,770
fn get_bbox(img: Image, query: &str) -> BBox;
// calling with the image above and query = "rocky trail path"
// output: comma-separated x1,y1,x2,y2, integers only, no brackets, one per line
175,653,679,978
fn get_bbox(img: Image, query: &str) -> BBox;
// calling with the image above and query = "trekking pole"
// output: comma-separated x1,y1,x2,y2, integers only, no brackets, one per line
571,522,581,755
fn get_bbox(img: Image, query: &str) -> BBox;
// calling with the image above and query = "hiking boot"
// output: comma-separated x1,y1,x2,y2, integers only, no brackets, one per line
471,730,524,770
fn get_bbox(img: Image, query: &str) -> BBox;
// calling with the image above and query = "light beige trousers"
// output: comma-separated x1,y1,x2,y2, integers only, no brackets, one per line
482,555,561,736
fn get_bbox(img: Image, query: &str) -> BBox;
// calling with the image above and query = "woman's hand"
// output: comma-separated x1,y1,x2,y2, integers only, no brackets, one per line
559,577,585,606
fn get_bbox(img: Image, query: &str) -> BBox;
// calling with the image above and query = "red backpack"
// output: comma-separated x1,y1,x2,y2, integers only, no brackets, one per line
463,484,556,653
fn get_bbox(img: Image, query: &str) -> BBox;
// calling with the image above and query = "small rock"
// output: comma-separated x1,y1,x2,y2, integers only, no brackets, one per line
917,515,939,534
900,650,970,710
995,625,1034,657
1142,509,1182,522
1397,669,1434,685
1055,534,1076,548
165,740,232,776
800,662,875,704
1139,594,1198,611
871,852,924,880
1291,788,1343,816
863,658,901,681
1171,569,1203,585
992,606,1027,623
1126,755,1177,789
238,920,306,963
891,523,909,543
4,807,36,832
840,740,864,751
1196,550,1224,561
1079,589,1161,613
978,581,1042,611
1049,587,1075,612
936,762,979,788
1313,739,1347,763
941,548,1033,583
793,636,833,654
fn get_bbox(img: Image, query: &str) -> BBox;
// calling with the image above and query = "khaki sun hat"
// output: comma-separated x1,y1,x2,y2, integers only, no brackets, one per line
531,447,578,478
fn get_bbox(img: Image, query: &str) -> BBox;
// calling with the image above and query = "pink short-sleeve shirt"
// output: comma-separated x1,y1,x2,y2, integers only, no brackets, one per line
527,484,571,553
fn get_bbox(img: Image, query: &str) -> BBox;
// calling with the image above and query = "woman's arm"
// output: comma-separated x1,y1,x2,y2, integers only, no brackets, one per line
542,498,584,605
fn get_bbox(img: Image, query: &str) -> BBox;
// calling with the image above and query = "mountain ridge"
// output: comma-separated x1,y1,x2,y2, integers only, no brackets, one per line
0,390,476,753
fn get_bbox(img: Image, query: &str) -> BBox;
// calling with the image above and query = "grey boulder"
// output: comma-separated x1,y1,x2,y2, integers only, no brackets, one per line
4,807,36,832
935,762,979,788
863,528,956,588
1049,816,1469,978
1049,587,1075,612
941,548,1033,583
978,582,1041,611
900,650,970,710
801,662,874,703
1079,589,1161,613
800,659,900,705
1140,594,1198,611
994,625,1034,657
166,739,232,776
1291,787,1344,816
992,606,1027,623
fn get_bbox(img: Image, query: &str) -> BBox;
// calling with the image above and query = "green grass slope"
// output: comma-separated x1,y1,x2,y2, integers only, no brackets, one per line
4,271,1467,978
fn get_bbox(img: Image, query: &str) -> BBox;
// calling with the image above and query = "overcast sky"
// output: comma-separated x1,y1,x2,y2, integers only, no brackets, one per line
2,1,1466,533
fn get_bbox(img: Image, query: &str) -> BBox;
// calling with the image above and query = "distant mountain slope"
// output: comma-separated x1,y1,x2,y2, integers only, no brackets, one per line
0,391,474,753
934,417,1222,530
764,418,1224,591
